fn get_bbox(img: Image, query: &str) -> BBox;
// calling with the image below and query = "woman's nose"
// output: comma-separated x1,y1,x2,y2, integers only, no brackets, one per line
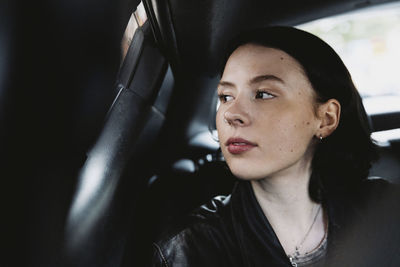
224,102,250,127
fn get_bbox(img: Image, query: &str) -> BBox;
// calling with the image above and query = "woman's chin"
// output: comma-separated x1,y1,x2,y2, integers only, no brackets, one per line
229,168,268,181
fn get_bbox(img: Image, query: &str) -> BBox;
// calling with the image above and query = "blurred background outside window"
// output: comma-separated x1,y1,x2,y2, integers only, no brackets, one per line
298,3,400,99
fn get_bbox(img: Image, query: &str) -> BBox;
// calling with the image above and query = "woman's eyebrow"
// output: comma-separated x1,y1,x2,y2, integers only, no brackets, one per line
249,74,284,85
218,75,284,88
218,80,236,88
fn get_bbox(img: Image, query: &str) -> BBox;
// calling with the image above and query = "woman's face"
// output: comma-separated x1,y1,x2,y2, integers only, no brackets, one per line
216,44,321,180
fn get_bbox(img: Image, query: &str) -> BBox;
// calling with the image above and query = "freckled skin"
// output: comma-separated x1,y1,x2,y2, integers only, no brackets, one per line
216,44,320,180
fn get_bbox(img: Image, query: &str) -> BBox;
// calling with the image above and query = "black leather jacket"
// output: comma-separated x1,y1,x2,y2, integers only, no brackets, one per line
152,179,400,267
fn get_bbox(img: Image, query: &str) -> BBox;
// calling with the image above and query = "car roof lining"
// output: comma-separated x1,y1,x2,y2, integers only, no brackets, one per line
150,0,398,75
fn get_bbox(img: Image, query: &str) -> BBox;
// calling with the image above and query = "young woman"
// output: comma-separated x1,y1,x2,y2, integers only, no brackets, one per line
151,26,400,267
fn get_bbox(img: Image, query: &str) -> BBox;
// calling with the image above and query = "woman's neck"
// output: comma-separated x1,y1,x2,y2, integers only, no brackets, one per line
251,167,313,211
250,162,326,256
251,169,315,225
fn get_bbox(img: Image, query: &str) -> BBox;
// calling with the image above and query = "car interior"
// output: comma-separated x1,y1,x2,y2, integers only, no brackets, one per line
2,0,399,266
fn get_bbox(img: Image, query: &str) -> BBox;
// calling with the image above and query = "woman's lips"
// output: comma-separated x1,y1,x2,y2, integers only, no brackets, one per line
225,137,257,154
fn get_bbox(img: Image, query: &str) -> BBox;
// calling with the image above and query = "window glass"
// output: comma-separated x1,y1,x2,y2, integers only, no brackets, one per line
298,3,400,98
121,2,148,60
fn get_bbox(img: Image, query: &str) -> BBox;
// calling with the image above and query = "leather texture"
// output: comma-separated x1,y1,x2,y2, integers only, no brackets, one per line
152,179,400,267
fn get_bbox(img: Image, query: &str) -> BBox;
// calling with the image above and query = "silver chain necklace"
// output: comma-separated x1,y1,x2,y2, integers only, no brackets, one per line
287,204,322,267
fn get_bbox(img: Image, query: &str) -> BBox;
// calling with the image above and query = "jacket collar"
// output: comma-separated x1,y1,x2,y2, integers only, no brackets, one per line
230,181,293,266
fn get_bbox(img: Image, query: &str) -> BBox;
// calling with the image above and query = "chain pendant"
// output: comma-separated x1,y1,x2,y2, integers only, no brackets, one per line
289,256,297,267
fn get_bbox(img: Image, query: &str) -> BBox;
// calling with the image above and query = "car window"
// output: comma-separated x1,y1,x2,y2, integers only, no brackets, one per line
121,2,147,60
298,2,400,99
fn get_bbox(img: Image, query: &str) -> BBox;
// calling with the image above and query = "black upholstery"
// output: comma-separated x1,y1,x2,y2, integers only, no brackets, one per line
64,23,173,267
1,0,135,266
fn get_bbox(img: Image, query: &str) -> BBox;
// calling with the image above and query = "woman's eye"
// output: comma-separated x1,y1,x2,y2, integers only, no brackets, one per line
218,94,234,103
255,90,275,99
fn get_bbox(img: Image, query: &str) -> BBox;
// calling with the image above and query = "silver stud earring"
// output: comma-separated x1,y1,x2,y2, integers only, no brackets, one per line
319,135,323,142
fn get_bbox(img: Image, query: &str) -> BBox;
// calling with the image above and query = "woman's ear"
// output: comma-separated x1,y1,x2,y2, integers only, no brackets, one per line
317,99,341,138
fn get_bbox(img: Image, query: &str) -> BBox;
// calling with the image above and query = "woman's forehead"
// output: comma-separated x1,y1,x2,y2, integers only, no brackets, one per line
223,44,307,81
